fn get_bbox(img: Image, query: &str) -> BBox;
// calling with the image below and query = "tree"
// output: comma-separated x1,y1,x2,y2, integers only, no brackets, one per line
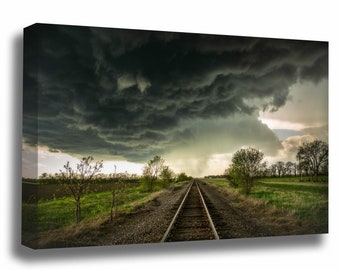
142,155,165,191
269,164,278,177
292,162,298,177
58,156,103,223
276,161,285,177
259,161,268,177
40,172,48,179
298,159,311,179
296,140,328,181
285,161,294,177
229,147,265,195
176,172,193,182
160,165,175,188
225,166,240,188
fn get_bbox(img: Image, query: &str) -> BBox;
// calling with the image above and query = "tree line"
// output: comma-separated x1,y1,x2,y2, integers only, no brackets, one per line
225,140,328,195
141,155,192,191
36,156,191,224
34,139,328,223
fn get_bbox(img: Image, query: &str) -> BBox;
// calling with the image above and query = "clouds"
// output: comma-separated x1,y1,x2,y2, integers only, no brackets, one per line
23,24,328,176
163,114,283,176
272,134,318,164
259,78,328,129
117,73,151,93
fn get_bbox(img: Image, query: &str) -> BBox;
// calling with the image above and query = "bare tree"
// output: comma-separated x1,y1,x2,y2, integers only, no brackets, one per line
276,161,285,177
297,140,328,181
298,160,311,179
292,162,298,177
58,156,103,223
143,155,165,191
269,164,278,177
285,161,294,177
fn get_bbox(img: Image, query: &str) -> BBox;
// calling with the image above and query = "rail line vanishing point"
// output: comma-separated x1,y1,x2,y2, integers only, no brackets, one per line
161,180,220,242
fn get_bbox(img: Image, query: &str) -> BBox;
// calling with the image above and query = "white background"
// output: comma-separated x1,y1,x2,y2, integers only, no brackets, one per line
1,0,339,269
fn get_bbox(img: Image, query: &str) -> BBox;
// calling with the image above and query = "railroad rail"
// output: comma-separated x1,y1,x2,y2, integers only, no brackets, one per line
161,180,220,242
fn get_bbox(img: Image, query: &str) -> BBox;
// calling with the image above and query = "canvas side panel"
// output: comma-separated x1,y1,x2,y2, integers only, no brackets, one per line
22,24,40,249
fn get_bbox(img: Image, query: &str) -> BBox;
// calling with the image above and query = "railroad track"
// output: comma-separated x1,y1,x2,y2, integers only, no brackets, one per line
161,180,220,242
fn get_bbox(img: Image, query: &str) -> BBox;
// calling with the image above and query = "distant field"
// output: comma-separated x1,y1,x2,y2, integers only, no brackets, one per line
22,181,139,202
22,181,174,235
258,176,328,183
202,177,328,233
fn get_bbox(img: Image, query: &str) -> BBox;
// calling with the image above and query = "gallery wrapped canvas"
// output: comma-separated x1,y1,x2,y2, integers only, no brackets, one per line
22,23,328,249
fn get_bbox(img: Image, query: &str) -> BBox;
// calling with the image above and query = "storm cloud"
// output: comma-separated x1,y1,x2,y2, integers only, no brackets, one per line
23,23,328,169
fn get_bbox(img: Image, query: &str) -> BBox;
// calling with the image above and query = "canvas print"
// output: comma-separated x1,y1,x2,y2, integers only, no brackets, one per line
22,23,328,249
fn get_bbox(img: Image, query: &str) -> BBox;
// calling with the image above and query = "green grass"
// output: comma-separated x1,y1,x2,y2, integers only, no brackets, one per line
259,182,328,193
259,176,328,183
251,182,328,220
22,182,167,234
202,177,328,232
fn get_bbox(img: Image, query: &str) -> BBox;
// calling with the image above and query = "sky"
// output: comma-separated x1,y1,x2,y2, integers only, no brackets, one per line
22,23,328,178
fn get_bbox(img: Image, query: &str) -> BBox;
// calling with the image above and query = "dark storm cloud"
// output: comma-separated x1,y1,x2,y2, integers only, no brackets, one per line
23,24,328,162
300,52,328,83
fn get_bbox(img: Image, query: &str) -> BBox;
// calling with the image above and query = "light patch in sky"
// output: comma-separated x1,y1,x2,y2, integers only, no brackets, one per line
22,144,38,179
258,79,328,131
271,129,304,140
166,154,231,178
117,73,151,93
265,134,317,164
206,153,233,175
258,116,307,130
39,146,79,178
22,143,144,178
101,161,144,175
163,115,283,177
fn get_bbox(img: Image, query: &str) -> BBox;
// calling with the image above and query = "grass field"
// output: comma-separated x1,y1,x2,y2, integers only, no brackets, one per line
202,177,328,233
22,181,175,236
